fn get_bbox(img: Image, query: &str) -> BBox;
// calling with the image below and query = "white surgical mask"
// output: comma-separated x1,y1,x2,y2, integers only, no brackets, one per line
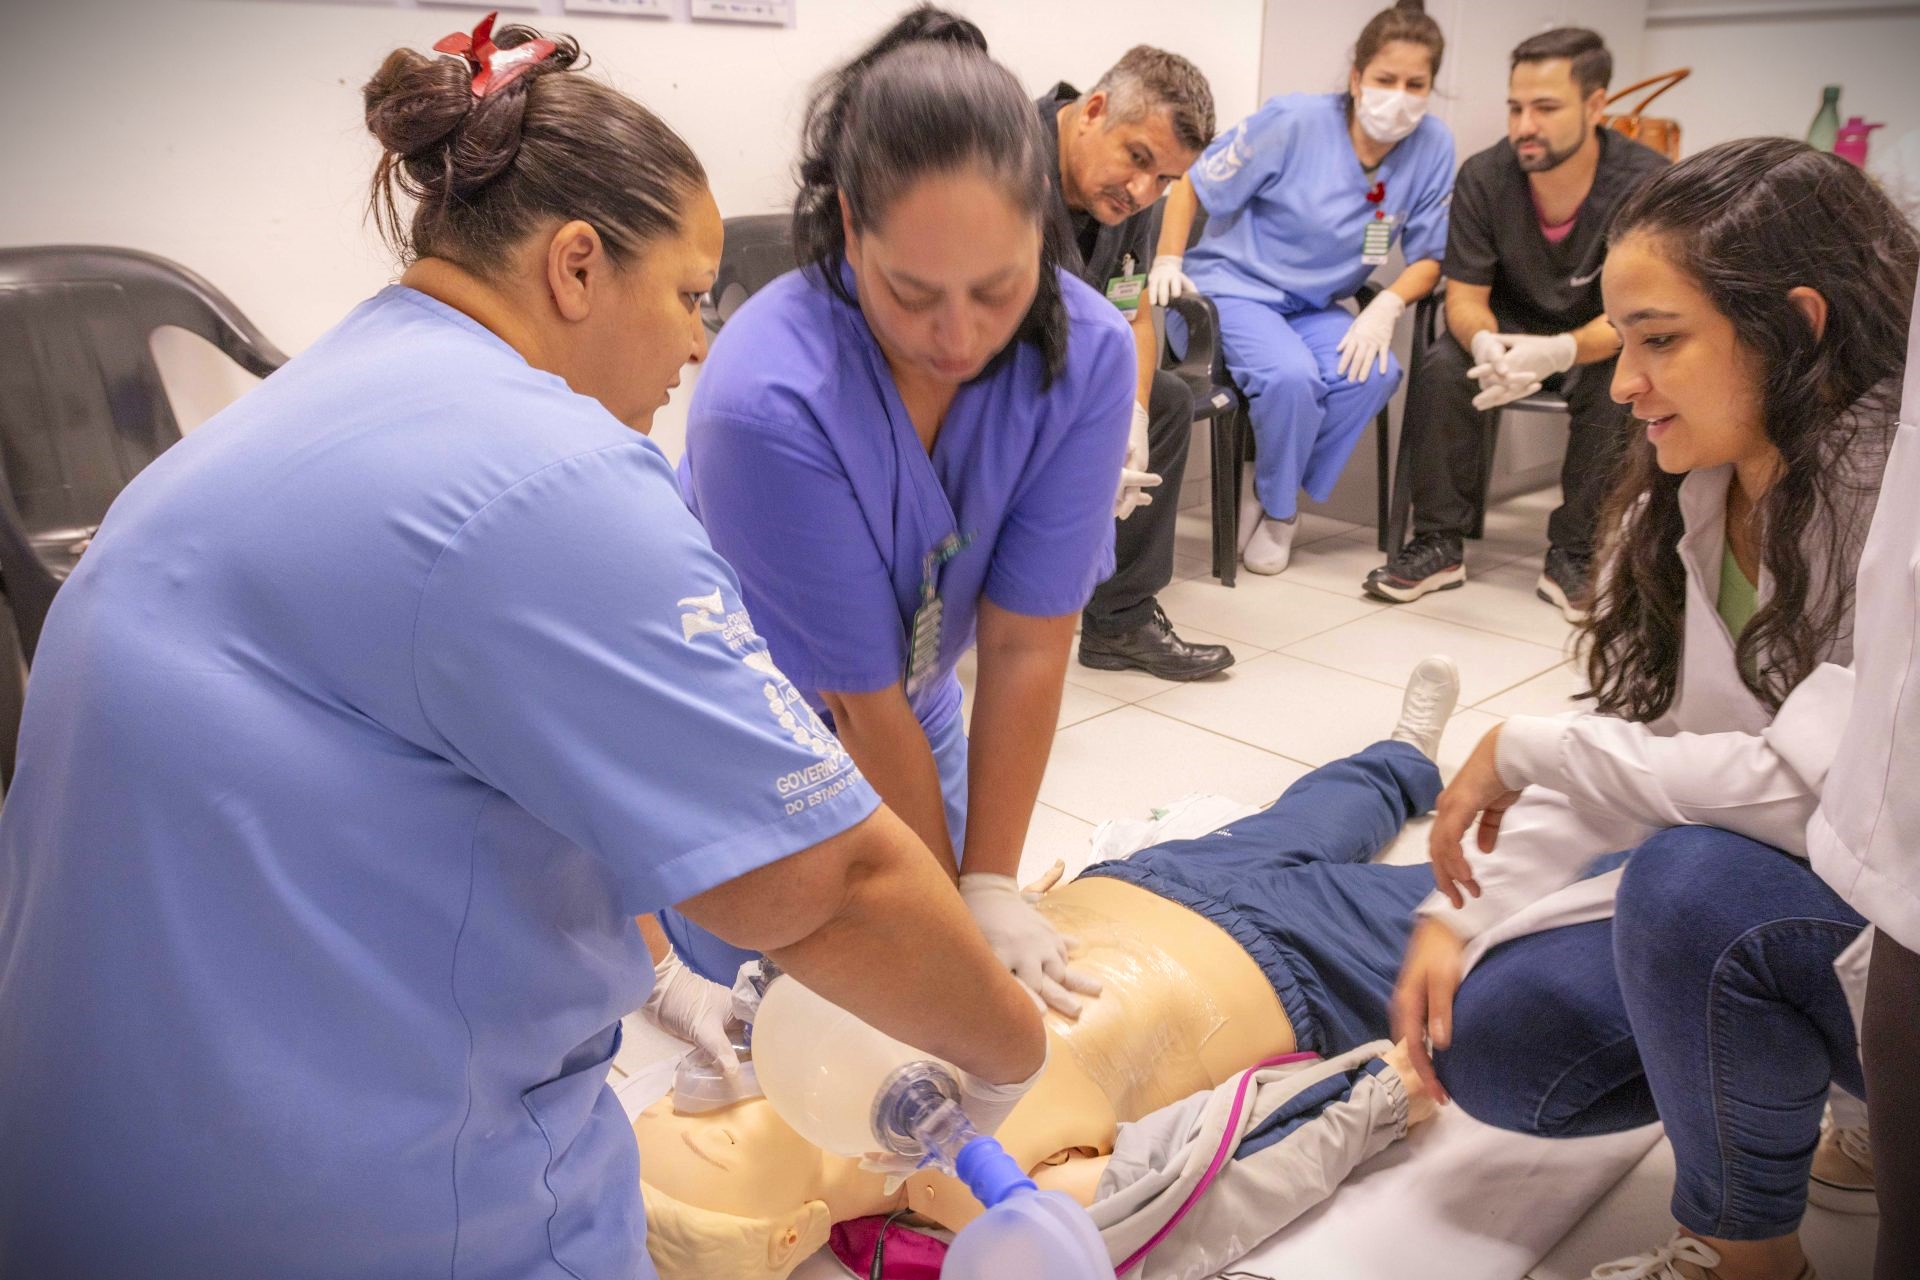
1355,86,1427,145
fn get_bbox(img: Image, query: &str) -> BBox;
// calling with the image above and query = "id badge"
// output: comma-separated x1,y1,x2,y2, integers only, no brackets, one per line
1361,214,1395,266
1106,252,1147,315
904,532,974,697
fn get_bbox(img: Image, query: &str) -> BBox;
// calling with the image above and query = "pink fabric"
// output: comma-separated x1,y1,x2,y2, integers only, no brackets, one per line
1532,191,1579,245
829,1214,947,1279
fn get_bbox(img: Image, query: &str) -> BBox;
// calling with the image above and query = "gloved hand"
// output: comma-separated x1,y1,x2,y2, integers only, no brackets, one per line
1335,290,1406,384
1466,329,1539,411
857,1045,1049,1192
1147,253,1196,307
1485,331,1577,385
959,872,1105,1018
639,947,740,1073
1467,331,1576,411
1113,401,1162,521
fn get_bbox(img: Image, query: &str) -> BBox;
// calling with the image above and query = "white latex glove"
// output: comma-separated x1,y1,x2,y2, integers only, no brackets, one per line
1466,329,1540,411
1114,400,1162,521
1335,290,1406,384
1147,253,1196,306
1468,331,1576,411
639,947,740,1073
1484,331,1577,384
959,872,1105,1018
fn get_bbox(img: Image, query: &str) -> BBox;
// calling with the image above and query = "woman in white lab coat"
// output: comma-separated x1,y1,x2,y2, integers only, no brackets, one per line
1809,273,1920,1278
1393,138,1917,1280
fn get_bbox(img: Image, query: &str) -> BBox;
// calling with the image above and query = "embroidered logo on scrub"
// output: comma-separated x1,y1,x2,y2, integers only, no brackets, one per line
678,589,862,817
1200,122,1252,184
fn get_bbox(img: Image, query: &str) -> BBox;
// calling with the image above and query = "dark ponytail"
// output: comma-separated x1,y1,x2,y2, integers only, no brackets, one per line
364,22,705,272
793,5,1071,385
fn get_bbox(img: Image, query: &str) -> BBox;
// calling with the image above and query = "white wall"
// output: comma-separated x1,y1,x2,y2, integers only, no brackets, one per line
1258,0,1648,161
1642,4,1920,156
0,0,1265,454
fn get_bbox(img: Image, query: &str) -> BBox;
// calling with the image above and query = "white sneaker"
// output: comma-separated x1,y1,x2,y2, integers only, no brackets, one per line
1590,1234,1724,1280
1390,655,1460,760
1235,469,1263,555
1242,517,1297,575
1809,1120,1876,1215
1588,1233,1817,1280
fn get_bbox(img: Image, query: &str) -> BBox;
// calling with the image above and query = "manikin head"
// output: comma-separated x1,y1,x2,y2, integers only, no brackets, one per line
362,21,720,432
1056,46,1214,226
1505,28,1610,173
639,1097,841,1279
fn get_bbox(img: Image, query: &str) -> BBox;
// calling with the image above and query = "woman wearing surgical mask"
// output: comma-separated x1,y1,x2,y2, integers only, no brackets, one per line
1155,0,1451,575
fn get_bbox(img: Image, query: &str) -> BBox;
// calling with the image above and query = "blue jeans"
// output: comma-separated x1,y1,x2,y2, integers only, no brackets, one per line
663,706,969,985
1083,741,1439,1056
1435,826,1868,1241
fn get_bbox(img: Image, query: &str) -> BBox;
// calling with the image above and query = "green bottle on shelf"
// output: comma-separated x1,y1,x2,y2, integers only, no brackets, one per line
1808,86,1841,151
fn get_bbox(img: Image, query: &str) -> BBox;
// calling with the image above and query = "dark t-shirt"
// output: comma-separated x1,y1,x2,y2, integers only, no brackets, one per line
1445,127,1668,335
1037,83,1158,295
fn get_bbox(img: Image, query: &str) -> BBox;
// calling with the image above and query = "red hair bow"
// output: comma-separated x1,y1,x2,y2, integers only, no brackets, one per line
433,11,556,99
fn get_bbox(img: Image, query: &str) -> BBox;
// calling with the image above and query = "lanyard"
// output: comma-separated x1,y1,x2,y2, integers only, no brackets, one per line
904,531,973,698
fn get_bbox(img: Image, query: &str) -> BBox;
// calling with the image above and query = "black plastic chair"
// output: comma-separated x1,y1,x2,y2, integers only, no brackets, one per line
0,246,286,779
1384,281,1570,556
703,213,798,334
1164,207,1399,584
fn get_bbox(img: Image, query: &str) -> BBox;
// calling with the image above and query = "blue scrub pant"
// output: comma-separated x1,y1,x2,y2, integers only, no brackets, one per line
1081,741,1439,1056
661,706,970,986
1214,297,1402,521
1435,827,1867,1241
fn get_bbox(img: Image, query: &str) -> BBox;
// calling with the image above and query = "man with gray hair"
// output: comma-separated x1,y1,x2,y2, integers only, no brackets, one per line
1040,47,1233,681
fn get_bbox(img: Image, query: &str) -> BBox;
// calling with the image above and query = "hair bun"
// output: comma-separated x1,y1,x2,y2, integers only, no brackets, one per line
363,28,578,202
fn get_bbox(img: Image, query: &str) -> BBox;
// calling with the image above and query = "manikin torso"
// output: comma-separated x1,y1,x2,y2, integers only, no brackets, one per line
634,876,1295,1235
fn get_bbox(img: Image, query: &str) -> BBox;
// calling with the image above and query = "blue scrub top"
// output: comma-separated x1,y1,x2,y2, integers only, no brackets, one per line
680,265,1134,742
1185,93,1455,313
0,286,879,1280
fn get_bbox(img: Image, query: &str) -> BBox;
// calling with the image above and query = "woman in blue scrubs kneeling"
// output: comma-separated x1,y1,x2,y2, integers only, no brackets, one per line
674,9,1133,1017
1154,0,1454,575
0,16,1046,1279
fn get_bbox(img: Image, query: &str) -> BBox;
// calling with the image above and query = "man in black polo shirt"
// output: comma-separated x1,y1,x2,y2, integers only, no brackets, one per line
1364,28,1667,620
1040,48,1235,681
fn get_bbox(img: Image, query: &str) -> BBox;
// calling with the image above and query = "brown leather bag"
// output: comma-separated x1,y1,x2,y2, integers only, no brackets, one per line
1601,69,1691,161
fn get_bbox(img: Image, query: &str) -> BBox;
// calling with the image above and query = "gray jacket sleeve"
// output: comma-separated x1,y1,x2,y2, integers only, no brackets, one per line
1086,1043,1411,1280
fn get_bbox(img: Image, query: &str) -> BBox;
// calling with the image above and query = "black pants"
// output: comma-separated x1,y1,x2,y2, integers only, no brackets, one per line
1406,330,1630,557
1866,928,1920,1278
1084,367,1193,635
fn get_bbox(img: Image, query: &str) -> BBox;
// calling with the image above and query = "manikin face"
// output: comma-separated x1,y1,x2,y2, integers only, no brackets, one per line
1058,94,1197,225
1603,232,1778,477
1506,58,1605,173
843,170,1041,387
637,1094,831,1219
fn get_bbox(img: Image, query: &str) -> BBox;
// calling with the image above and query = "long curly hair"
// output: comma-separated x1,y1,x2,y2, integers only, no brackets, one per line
1583,137,1916,721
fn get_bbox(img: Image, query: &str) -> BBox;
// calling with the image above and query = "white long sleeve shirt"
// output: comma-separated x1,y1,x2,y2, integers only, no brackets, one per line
1811,301,1920,953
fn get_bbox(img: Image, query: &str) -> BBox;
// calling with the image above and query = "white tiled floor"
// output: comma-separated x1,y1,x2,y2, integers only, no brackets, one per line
973,484,1879,1280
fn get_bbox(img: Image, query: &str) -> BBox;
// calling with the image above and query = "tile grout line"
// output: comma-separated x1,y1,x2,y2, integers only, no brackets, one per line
1471,662,1589,711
